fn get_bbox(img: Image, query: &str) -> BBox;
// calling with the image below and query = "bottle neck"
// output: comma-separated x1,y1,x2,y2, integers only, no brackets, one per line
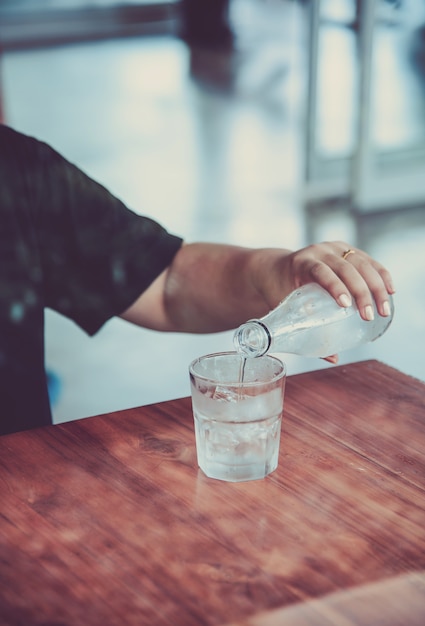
233,320,271,358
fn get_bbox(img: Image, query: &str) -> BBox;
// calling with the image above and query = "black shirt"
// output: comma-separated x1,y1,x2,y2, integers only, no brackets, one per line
0,125,183,436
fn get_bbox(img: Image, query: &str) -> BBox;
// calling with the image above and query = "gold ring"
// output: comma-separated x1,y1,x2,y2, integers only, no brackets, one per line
342,249,355,260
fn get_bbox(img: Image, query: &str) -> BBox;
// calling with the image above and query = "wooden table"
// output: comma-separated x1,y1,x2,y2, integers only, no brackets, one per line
1,360,424,625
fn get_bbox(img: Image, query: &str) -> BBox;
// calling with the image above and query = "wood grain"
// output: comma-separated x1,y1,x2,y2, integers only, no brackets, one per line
0,360,424,625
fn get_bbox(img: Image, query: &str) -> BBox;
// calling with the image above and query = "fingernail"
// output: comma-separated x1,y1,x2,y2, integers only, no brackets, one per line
339,294,352,308
382,300,391,317
365,305,374,321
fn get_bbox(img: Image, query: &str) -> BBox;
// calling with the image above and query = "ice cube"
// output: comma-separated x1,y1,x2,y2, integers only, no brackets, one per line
212,386,239,402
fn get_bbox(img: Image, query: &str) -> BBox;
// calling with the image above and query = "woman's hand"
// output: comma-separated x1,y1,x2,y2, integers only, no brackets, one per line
254,241,395,326
269,241,395,364
284,241,395,321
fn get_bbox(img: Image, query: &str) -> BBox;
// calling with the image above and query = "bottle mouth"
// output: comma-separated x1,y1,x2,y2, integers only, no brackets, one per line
233,320,271,357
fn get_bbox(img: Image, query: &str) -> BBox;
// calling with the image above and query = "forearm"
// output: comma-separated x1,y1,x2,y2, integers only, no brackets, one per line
120,242,294,333
162,243,293,333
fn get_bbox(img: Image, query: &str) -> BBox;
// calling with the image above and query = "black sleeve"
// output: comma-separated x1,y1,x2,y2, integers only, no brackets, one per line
3,125,183,335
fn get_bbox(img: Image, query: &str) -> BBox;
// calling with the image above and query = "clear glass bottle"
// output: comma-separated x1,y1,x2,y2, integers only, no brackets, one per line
233,283,394,358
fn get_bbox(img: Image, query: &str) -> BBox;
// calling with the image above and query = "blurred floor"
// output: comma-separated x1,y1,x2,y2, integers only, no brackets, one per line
1,0,425,424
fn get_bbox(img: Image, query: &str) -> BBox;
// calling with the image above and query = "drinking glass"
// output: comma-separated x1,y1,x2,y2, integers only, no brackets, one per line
189,352,286,482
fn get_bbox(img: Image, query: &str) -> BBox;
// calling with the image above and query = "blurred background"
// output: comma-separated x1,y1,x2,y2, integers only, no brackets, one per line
1,0,424,423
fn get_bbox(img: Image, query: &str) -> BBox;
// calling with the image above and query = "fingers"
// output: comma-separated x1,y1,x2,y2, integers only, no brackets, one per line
338,250,393,320
291,242,395,321
323,354,339,364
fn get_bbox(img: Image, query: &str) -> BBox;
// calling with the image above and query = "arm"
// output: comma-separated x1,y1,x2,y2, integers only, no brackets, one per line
119,240,395,333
